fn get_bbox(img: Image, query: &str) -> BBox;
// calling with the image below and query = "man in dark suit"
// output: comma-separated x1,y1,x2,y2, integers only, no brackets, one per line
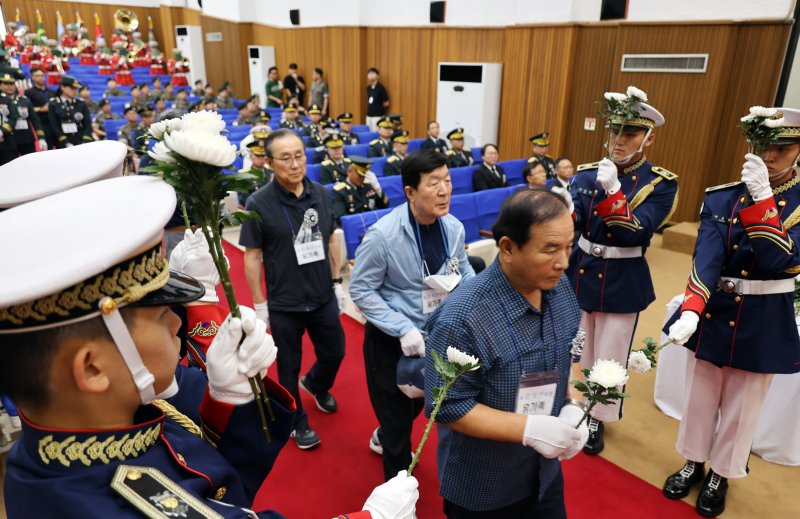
420,121,447,154
472,143,508,191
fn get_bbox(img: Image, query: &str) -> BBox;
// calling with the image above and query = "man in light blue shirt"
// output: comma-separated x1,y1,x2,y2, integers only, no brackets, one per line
350,149,475,480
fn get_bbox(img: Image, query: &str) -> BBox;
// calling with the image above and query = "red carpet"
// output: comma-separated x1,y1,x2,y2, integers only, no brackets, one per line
221,241,697,518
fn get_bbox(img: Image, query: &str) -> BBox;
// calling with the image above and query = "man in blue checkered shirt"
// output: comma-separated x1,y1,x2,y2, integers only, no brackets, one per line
425,189,589,518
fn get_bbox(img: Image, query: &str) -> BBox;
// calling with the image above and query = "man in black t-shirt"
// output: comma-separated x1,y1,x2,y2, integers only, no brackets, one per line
239,129,346,451
366,67,389,132
283,63,306,106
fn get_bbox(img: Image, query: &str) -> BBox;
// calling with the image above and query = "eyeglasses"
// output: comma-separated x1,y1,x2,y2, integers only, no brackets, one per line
274,153,307,165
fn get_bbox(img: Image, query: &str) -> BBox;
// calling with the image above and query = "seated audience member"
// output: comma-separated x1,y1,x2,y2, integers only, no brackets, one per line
320,134,352,184
192,79,204,96
330,156,389,224
529,131,556,178
92,98,120,141
238,140,274,208
78,85,99,114
445,128,474,168
234,100,253,126
546,157,575,190
472,144,508,191
383,130,410,176
524,159,548,188
279,104,303,130
389,114,404,130
424,188,589,518
103,78,126,97
368,117,394,157
162,82,176,102
421,121,448,154
217,88,234,109
337,112,360,145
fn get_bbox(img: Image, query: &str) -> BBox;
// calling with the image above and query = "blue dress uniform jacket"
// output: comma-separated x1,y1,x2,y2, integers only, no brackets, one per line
566,158,679,313
4,365,296,518
665,178,800,374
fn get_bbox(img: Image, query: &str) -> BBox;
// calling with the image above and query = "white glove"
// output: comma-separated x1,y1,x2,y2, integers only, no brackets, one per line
741,153,772,202
334,283,346,315
36,140,48,152
667,311,700,346
65,142,74,148
522,414,584,459
254,301,270,331
364,170,382,196
362,470,419,519
550,186,574,214
207,306,277,405
169,229,221,303
399,328,425,357
556,404,589,460
596,158,620,195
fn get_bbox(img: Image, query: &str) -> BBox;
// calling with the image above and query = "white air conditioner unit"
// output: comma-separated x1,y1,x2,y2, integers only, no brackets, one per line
175,25,206,88
436,62,503,148
247,46,276,108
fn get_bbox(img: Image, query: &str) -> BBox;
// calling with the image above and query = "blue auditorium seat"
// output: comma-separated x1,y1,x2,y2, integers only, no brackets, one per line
450,166,476,195
371,156,388,176
498,159,528,185
381,176,405,208
351,125,369,133
340,208,393,259
345,143,369,157
448,193,480,243
232,155,244,170
105,120,126,140
355,131,378,144
472,147,483,163
474,187,512,232
407,138,425,153
306,164,322,183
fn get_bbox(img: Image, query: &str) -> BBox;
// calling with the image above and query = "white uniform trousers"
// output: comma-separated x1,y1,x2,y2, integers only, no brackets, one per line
677,355,773,479
579,310,639,422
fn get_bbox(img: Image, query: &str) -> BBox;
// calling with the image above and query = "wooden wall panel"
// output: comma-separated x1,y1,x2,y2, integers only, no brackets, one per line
497,28,534,159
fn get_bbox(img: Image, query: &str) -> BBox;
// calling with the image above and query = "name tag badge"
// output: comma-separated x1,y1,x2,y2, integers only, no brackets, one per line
421,287,448,315
294,238,325,265
368,96,374,105
516,370,558,416
62,122,78,134
15,119,28,130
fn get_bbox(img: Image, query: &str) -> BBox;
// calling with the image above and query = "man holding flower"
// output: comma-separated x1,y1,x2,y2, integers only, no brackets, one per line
663,107,800,517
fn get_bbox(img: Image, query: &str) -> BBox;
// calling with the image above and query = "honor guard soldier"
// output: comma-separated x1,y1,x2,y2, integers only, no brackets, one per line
337,112,360,145
565,89,678,455
319,134,352,184
1,71,45,156
0,72,18,164
368,117,394,157
48,76,93,148
445,128,474,168
331,156,389,224
279,104,303,130
383,130,410,176
0,173,418,519
420,121,447,154
238,141,274,207
528,132,556,179
662,108,800,518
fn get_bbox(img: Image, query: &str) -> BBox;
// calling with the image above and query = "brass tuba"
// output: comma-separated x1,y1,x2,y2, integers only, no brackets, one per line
113,9,139,33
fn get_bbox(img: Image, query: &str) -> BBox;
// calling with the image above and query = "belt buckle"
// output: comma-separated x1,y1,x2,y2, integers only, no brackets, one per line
591,245,604,257
719,279,739,294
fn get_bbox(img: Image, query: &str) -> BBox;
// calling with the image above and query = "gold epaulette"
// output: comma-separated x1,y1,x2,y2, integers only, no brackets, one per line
705,181,743,193
333,182,348,191
464,147,472,152
344,158,352,163
369,139,380,145
652,166,678,181
445,149,455,156
577,162,599,172
321,159,333,166
387,155,398,163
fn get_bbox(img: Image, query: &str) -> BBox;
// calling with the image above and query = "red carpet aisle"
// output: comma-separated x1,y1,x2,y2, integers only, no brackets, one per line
221,242,697,518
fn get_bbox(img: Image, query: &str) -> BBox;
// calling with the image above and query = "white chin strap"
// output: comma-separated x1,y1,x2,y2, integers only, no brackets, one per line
611,128,652,165
99,297,177,404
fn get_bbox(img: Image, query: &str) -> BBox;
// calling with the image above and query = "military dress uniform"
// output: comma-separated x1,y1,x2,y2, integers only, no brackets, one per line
383,130,410,177
238,142,274,207
93,104,121,141
660,108,800,518
368,117,394,158
0,88,18,164
48,78,93,148
330,157,389,224
420,135,448,154
565,98,677,453
445,128,473,168
320,157,352,185
9,91,44,155
529,132,556,179
337,112,360,145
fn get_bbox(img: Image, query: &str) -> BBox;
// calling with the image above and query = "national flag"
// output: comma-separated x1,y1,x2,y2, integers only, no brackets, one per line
56,11,65,40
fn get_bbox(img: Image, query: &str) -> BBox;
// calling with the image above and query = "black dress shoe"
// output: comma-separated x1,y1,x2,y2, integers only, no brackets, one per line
663,460,706,499
582,417,604,455
300,375,338,413
696,470,728,517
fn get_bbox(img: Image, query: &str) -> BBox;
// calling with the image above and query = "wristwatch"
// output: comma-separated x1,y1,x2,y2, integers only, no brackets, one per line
332,277,343,284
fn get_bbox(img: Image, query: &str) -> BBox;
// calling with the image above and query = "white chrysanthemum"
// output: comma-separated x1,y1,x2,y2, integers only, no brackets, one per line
147,141,176,163
446,346,480,371
626,85,648,102
628,351,652,374
587,359,629,388
180,110,226,134
164,129,236,167
604,92,627,102
762,117,785,128
148,118,183,140
749,106,777,118
741,114,756,123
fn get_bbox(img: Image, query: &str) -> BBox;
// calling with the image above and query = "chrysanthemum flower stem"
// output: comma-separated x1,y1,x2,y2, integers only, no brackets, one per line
408,378,456,476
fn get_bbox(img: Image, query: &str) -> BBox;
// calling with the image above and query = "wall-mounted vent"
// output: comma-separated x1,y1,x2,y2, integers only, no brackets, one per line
621,54,709,73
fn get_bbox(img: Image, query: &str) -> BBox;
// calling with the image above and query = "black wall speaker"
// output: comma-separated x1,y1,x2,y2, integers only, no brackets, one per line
600,0,627,20
289,9,301,26
430,1,446,23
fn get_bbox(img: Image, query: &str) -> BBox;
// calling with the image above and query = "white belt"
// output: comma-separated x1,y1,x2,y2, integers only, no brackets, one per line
717,277,794,295
577,235,643,259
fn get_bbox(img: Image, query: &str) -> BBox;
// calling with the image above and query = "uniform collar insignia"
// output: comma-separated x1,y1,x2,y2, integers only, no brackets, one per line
622,156,647,175
773,172,799,195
